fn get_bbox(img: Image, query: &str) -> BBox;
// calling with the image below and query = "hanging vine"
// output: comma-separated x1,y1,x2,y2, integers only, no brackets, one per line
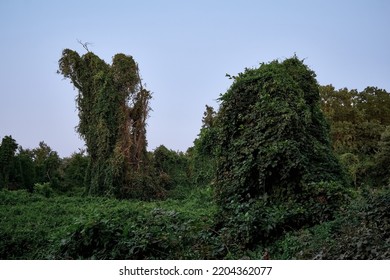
58,49,154,198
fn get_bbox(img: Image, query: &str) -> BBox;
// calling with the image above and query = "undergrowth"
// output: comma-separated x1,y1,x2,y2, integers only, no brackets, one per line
255,186,390,259
1,185,389,259
0,187,223,259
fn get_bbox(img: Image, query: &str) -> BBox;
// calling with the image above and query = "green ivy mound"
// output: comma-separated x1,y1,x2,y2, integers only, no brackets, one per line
215,56,347,251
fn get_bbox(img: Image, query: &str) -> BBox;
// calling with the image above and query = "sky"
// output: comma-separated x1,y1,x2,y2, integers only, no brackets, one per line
1,0,389,157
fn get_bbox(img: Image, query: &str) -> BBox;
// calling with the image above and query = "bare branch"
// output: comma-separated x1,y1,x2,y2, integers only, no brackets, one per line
77,39,92,52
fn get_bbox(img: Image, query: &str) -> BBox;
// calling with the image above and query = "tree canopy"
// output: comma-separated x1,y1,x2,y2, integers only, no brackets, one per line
319,85,390,185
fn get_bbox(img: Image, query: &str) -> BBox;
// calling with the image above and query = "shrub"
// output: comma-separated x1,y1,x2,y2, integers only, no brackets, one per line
152,145,190,190
34,182,54,198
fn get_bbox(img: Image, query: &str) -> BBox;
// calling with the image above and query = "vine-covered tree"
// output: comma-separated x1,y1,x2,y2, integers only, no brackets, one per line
61,150,89,192
188,105,218,186
214,57,346,250
152,145,189,190
14,147,35,192
33,141,62,190
0,135,18,189
58,49,153,198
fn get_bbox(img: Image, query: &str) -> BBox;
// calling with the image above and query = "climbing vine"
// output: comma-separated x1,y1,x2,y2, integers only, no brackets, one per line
58,49,154,198
214,56,347,250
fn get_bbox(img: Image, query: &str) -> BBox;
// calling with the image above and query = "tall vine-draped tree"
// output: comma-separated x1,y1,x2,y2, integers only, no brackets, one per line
58,49,152,197
214,57,346,250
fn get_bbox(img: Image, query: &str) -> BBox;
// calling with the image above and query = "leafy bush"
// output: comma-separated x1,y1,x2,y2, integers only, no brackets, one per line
34,182,54,198
61,151,89,193
299,181,349,224
58,208,207,259
152,145,190,190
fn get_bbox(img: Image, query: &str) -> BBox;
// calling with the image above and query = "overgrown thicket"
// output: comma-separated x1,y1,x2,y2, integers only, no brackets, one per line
1,54,390,260
152,145,189,194
0,188,219,259
266,186,390,260
58,49,156,198
214,57,347,251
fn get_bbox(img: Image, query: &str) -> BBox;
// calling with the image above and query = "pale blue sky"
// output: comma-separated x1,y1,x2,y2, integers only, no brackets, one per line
1,0,389,157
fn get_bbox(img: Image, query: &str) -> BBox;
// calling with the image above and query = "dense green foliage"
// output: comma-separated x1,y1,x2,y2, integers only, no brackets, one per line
61,150,89,193
152,145,189,192
373,127,390,185
266,186,390,259
0,136,18,189
0,188,220,259
1,185,389,259
58,49,154,198
0,136,193,198
1,54,389,260
188,105,218,186
319,85,390,185
214,57,346,251
12,147,35,192
1,138,64,193
32,142,62,191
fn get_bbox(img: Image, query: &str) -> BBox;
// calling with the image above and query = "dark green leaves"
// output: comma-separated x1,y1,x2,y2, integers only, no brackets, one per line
58,49,154,198
214,56,345,250
0,135,18,189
